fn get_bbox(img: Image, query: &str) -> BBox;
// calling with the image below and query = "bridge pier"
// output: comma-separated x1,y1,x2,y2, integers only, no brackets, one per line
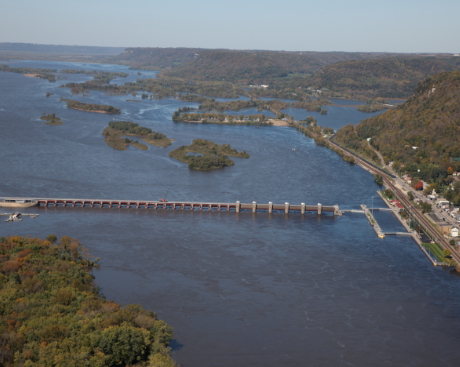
285,202,289,214
236,201,240,213
334,205,341,216
301,203,305,214
268,202,273,214
252,201,257,213
317,203,322,215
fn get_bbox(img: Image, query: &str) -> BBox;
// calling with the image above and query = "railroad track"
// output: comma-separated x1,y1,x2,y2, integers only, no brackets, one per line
293,123,458,266
336,142,460,265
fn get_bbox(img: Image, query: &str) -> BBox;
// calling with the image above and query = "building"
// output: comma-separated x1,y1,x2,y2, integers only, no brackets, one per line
437,223,453,235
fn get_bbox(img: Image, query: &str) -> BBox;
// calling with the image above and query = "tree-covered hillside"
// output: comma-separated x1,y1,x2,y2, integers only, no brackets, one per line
107,47,396,83
306,56,460,99
335,71,460,185
0,235,175,367
109,47,204,70
159,49,394,84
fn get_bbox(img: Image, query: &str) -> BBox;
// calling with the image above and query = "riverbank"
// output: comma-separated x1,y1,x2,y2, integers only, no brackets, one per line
268,119,289,126
23,73,41,78
376,190,443,267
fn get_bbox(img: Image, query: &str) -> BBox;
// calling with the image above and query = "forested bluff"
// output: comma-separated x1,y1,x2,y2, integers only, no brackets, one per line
335,71,460,204
0,235,176,367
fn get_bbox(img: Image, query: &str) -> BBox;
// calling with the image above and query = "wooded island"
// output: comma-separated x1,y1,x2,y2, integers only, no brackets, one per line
169,139,250,170
102,120,172,150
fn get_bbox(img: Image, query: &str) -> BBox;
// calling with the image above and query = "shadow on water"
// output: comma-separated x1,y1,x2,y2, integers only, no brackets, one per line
169,339,185,352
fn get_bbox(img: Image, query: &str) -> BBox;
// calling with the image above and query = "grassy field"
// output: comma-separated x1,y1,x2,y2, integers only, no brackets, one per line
423,242,445,262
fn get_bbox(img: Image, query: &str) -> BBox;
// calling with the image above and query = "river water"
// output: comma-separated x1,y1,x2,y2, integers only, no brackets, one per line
1,61,460,367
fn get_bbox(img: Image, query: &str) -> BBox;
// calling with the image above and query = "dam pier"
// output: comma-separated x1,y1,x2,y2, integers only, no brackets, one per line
1,197,342,216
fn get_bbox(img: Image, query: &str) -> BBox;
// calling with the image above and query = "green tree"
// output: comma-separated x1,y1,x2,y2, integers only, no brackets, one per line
46,234,57,243
374,174,384,185
443,249,452,258
98,323,151,366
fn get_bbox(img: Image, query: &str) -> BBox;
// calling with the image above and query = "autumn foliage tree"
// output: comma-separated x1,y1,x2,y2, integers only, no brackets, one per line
0,236,175,367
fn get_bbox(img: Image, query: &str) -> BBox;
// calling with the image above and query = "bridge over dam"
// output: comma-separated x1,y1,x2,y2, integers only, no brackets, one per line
1,197,341,216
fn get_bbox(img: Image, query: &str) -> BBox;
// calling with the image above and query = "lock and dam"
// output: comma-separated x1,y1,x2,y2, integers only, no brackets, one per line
1,197,341,215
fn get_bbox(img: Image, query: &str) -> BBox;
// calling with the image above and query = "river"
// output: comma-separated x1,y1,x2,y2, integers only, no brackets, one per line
1,60,460,366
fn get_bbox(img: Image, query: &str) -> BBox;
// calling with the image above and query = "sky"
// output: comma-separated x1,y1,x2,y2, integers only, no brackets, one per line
1,0,459,53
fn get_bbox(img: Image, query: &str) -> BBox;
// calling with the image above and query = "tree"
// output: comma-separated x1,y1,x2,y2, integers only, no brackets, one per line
419,202,432,213
443,249,452,258
445,189,455,202
46,234,57,243
408,191,415,201
384,189,394,199
374,174,384,185
98,323,151,366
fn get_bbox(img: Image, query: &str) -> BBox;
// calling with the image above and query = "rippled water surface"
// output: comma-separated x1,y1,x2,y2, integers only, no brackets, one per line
1,61,460,367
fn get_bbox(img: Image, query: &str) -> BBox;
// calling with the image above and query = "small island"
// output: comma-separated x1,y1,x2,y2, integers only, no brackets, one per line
102,120,173,150
169,139,249,170
40,113,63,125
172,110,272,126
0,64,57,82
65,99,121,114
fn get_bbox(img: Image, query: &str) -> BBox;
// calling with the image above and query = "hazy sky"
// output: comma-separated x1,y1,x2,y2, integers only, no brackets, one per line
1,0,459,53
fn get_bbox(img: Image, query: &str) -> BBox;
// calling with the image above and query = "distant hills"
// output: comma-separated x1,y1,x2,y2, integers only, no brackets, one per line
306,56,460,99
335,71,460,182
1,43,459,101
108,48,460,100
0,43,124,55
0,43,124,63
109,47,204,70
109,48,398,84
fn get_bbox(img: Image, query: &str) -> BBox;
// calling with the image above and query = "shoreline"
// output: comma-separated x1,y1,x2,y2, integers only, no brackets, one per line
375,190,440,266
23,73,41,78
68,107,116,114
175,120,276,126
267,119,289,126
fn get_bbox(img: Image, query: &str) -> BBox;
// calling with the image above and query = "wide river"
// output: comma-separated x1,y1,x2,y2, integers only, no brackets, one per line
1,61,460,366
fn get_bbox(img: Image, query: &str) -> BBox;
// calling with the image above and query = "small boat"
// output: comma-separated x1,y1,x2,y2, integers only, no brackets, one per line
292,148,296,151
1,212,39,222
